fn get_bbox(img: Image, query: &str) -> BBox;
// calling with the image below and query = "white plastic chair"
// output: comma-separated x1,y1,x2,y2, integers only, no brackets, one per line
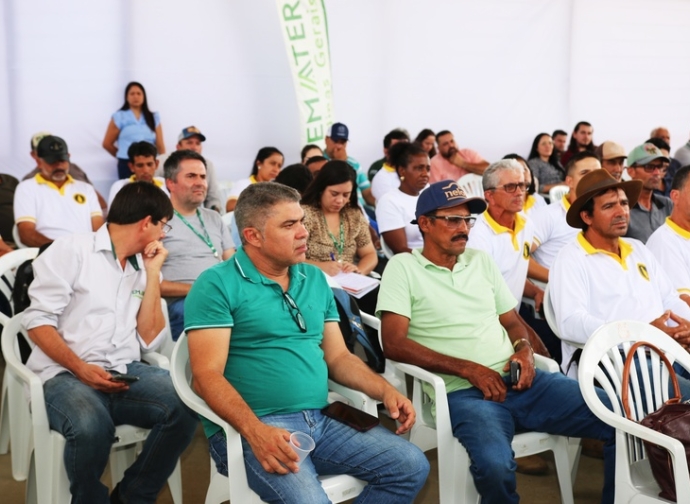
548,185,569,204
379,235,395,259
12,223,28,249
360,312,407,400
170,332,372,504
578,320,690,503
1,314,183,504
457,173,485,198
0,247,39,478
394,354,575,504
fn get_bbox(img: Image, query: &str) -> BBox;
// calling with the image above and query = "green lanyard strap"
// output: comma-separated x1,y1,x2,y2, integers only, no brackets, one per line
323,214,345,259
173,209,220,260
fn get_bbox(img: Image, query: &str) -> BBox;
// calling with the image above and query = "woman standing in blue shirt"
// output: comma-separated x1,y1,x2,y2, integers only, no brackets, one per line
102,82,165,179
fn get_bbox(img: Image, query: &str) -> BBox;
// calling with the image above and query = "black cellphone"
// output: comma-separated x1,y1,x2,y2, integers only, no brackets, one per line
510,361,521,385
321,401,380,432
109,373,140,384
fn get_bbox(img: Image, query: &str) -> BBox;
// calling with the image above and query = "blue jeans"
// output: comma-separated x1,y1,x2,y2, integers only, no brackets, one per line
208,409,429,503
44,361,198,504
167,298,185,342
447,370,615,504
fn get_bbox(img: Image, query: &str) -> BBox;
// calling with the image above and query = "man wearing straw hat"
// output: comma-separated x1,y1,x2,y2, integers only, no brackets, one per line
549,170,690,378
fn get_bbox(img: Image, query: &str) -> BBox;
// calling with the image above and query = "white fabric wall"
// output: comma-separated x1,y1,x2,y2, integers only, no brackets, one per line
1,0,689,197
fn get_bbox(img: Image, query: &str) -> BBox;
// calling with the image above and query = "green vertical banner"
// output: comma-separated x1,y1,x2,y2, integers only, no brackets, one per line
276,0,334,147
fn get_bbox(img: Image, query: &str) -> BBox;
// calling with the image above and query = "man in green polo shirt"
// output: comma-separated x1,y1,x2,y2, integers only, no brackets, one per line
377,179,616,504
184,182,429,503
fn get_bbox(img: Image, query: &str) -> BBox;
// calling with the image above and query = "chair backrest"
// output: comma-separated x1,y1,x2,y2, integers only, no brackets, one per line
548,185,569,204
457,173,484,199
579,319,690,491
379,235,394,259
12,224,28,249
0,248,40,316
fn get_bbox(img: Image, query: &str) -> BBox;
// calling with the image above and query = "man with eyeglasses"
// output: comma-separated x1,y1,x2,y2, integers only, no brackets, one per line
377,179,616,504
624,142,673,243
183,182,430,503
21,182,197,503
467,161,547,347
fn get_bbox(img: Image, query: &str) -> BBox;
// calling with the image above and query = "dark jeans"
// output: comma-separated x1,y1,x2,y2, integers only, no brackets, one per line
44,361,198,503
448,370,615,504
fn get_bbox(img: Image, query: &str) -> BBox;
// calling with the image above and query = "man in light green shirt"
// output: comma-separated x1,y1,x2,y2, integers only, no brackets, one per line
377,180,615,504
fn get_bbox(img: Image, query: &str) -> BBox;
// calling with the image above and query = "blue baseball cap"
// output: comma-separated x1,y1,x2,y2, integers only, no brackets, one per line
178,126,206,142
327,122,349,141
412,180,487,223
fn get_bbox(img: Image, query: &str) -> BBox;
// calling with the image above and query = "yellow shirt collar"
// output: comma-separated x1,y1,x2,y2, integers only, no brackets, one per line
34,173,74,195
249,175,257,184
128,175,163,188
562,194,572,210
523,195,536,212
483,210,526,251
382,163,396,173
666,217,690,240
576,232,632,270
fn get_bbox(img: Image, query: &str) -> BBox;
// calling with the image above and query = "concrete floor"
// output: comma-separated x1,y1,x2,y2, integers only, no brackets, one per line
0,361,606,503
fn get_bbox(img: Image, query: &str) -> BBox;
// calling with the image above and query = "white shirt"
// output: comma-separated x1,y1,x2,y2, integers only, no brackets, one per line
108,176,169,208
227,176,256,202
550,233,690,374
375,188,424,250
521,193,547,217
14,175,102,240
531,194,578,269
467,211,534,301
646,217,690,296
371,164,400,202
22,225,165,384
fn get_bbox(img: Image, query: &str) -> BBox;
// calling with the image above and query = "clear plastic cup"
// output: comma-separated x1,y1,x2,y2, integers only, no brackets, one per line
289,431,315,465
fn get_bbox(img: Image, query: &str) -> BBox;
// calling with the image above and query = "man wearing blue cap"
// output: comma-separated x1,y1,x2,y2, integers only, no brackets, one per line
324,122,375,207
377,179,616,504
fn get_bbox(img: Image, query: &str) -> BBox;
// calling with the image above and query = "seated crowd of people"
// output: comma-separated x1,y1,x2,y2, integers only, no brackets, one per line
2,117,690,504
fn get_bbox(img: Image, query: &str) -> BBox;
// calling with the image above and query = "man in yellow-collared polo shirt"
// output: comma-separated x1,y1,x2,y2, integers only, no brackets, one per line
550,170,690,377
107,141,169,208
529,152,601,283
647,166,690,307
14,135,103,247
468,159,544,312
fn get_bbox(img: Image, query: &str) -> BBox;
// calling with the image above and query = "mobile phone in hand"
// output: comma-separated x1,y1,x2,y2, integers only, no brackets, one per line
109,373,140,384
510,361,521,385
321,401,379,432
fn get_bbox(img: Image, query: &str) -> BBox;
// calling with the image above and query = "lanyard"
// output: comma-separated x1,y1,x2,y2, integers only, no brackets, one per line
174,209,220,260
323,214,345,259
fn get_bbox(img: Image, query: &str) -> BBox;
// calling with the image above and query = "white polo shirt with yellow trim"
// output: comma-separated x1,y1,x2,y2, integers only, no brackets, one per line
531,194,578,269
14,174,102,240
467,210,534,301
550,232,690,373
371,163,400,202
107,176,169,208
647,217,690,296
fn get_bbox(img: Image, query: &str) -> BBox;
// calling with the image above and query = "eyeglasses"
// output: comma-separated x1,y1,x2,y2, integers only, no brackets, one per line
638,162,668,173
161,221,173,233
283,292,307,333
428,215,476,229
486,182,527,193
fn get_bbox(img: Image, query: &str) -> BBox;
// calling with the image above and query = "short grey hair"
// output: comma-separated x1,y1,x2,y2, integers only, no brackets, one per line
234,182,301,245
482,159,524,191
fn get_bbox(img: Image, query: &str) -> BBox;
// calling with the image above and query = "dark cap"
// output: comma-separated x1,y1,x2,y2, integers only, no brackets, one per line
412,180,487,224
178,126,206,142
566,170,643,229
36,136,69,164
327,122,349,141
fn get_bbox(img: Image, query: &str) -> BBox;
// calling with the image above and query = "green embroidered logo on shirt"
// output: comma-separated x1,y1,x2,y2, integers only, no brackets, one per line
131,289,145,299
